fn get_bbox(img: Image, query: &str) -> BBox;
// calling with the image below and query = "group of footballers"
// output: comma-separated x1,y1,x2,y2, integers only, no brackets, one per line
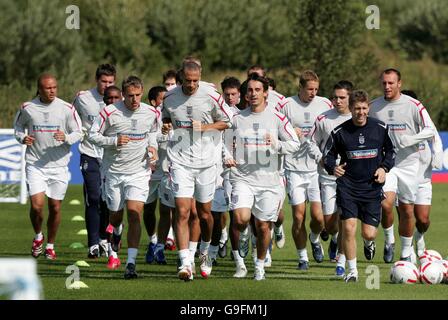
13,56,443,282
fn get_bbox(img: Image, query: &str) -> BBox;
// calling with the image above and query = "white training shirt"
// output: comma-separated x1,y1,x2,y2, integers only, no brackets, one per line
267,89,285,111
73,87,105,159
417,119,443,184
14,97,82,168
225,106,300,188
310,108,352,181
369,94,435,168
162,84,231,169
88,100,158,175
276,95,332,172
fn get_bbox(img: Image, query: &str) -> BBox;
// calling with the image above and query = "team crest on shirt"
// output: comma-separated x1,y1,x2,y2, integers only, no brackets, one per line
131,119,138,130
359,134,365,145
231,194,239,204
43,112,50,123
253,123,260,132
388,110,394,120
304,112,311,123
186,106,193,119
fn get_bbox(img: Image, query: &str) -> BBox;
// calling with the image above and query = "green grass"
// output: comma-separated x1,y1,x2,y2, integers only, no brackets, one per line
1,184,448,300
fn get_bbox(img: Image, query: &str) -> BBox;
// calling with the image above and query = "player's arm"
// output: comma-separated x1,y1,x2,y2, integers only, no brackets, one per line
398,107,435,148
379,125,395,173
270,116,301,155
429,119,443,170
323,131,341,176
13,108,31,145
307,120,323,162
87,110,117,147
222,118,237,167
207,94,232,132
61,107,83,145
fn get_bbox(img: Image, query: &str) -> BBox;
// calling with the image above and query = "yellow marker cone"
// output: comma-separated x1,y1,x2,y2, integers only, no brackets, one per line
71,215,85,222
69,242,84,249
76,229,88,235
69,199,81,205
67,281,89,289
75,260,90,267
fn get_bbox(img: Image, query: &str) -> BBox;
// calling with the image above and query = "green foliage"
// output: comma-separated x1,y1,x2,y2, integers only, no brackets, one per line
397,0,448,64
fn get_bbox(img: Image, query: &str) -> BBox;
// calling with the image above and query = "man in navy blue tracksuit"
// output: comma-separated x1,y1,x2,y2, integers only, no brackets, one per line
323,90,395,283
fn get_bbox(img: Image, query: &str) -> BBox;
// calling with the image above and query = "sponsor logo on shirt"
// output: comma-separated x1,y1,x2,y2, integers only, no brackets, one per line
346,149,378,159
300,126,313,136
122,133,146,141
388,124,406,131
175,120,193,128
32,125,60,133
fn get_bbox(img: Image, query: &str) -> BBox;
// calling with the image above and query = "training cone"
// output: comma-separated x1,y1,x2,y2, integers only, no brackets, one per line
67,281,89,289
76,229,88,235
71,215,85,222
69,199,81,205
69,242,84,249
75,260,90,267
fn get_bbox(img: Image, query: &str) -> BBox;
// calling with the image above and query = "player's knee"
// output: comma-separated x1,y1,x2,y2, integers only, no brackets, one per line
416,219,430,233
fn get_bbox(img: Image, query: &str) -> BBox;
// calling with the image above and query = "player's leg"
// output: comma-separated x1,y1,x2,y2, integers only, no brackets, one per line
143,180,159,264
320,182,339,264
253,218,271,281
308,174,324,263
80,154,103,258
219,212,229,258
413,181,432,257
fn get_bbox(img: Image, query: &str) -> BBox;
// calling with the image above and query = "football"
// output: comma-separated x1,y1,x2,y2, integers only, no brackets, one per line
390,261,420,284
420,261,445,284
419,249,443,265
432,260,448,283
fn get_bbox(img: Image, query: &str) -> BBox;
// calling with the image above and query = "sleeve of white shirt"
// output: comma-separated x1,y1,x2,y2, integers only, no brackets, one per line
64,107,83,145
88,109,117,147
275,116,301,155
308,121,323,162
13,108,27,144
211,94,231,124
428,118,444,169
147,117,159,150
398,107,435,148
223,119,235,161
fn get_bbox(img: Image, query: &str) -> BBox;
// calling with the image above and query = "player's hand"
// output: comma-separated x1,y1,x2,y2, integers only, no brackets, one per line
294,127,303,138
53,130,66,142
374,167,386,183
432,151,443,170
117,135,130,146
147,146,158,170
23,135,35,146
265,133,277,150
192,120,203,132
334,163,346,177
162,123,172,135
225,158,237,168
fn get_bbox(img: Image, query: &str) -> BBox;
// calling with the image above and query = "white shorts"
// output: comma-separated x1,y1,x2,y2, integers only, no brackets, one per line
383,166,419,204
212,187,228,213
146,179,160,204
285,170,321,206
320,181,337,215
170,163,216,203
26,165,69,200
230,181,283,222
105,171,150,212
223,178,232,204
159,174,175,208
415,181,432,205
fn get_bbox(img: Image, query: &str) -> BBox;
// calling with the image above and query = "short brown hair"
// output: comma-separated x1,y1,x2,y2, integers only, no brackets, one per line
349,90,369,108
299,70,319,88
381,68,401,81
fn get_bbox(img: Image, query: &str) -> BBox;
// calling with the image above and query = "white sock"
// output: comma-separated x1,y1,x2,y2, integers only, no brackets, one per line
220,227,228,243
400,236,413,258
309,231,320,244
150,233,158,245
114,224,123,236
331,232,338,244
127,248,138,265
383,225,395,245
233,249,244,265
179,249,190,267
298,249,308,262
347,258,357,274
209,245,219,260
363,239,373,247
46,243,54,250
188,241,198,262
255,258,265,269
199,240,211,255
337,253,346,268
35,232,43,241
414,230,424,242
167,227,174,239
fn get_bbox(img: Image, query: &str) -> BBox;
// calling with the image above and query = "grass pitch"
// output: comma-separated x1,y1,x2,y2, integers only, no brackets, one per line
1,184,447,300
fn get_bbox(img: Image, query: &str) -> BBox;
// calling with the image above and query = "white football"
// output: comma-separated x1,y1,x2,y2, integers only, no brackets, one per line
420,261,444,284
419,249,442,265
390,261,420,284
432,260,448,283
